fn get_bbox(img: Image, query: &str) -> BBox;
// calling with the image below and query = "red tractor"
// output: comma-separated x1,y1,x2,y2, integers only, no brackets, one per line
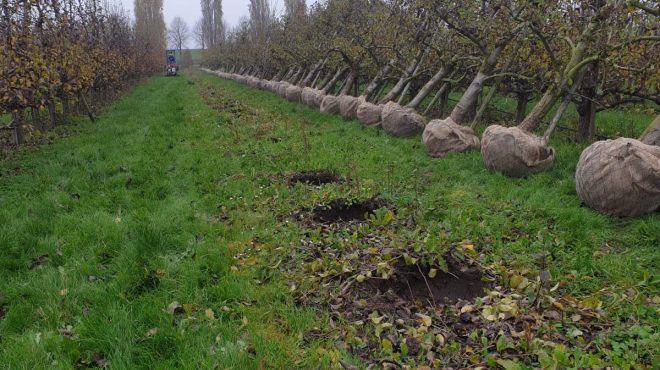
166,49,178,76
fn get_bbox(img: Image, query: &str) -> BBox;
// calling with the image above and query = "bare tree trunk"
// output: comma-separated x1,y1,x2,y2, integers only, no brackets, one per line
423,82,450,116
292,67,306,85
47,100,57,128
450,45,505,125
315,70,330,89
31,107,42,132
576,63,599,141
301,56,328,87
470,46,518,127
11,111,24,145
542,69,587,143
518,84,560,132
273,68,286,81
515,92,529,123
397,59,425,105
311,69,323,88
62,97,71,119
439,84,451,117
340,66,359,95
519,4,610,133
375,83,388,102
80,92,96,122
321,66,349,94
577,92,596,141
283,67,295,81
364,58,395,101
379,47,428,104
407,65,451,110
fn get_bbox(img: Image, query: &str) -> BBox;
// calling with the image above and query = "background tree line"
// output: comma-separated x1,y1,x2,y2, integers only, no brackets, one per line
202,0,658,142
1,0,166,146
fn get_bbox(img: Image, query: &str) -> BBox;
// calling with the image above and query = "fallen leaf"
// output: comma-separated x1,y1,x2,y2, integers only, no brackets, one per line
569,328,584,337
415,313,432,327
205,308,215,319
461,305,475,313
543,310,561,321
509,274,524,289
146,328,159,337
496,359,523,370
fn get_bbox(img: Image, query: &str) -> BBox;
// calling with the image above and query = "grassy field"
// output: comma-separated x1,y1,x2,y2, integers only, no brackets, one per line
0,72,657,369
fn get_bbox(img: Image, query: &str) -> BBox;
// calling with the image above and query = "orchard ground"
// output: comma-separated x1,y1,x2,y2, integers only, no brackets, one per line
0,72,657,369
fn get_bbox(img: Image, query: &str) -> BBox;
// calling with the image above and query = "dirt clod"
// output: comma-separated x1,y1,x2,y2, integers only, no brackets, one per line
312,196,392,223
289,171,342,186
30,254,49,269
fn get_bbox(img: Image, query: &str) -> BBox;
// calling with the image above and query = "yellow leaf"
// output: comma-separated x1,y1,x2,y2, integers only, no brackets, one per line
509,275,524,289
415,313,432,327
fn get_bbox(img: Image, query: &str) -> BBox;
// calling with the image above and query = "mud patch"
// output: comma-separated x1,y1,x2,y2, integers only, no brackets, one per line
289,171,342,186
311,196,392,223
363,259,489,307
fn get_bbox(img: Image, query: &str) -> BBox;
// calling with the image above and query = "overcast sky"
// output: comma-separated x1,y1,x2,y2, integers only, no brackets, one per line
118,0,255,48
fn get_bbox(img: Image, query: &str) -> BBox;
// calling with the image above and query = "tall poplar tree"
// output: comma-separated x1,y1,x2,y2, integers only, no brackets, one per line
201,0,223,48
134,0,166,74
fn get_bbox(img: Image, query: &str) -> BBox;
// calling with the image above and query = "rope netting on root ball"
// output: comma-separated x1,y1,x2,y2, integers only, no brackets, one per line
640,115,659,147
285,85,303,103
357,100,383,127
575,138,660,217
339,95,361,121
302,87,323,107
481,125,556,178
381,101,427,138
320,94,341,114
480,72,584,178
423,118,480,158
277,82,291,98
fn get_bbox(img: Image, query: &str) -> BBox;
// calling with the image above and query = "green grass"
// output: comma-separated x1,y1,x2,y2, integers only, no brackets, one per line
0,72,657,369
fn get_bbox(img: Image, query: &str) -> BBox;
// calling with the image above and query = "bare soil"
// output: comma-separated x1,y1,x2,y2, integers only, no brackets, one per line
311,196,393,223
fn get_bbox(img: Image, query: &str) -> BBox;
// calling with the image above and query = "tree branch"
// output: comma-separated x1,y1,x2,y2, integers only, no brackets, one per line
628,0,660,16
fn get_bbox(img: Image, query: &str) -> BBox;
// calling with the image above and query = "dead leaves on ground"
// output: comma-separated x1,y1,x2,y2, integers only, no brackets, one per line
252,203,639,369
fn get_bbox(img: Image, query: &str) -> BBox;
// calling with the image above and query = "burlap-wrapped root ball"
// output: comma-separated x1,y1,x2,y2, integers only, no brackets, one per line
575,138,660,217
640,116,659,147
285,85,303,103
266,81,278,93
277,82,291,98
481,125,555,178
357,100,383,127
246,77,259,88
301,87,323,107
381,101,427,138
339,95,360,121
422,118,480,157
320,95,341,115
